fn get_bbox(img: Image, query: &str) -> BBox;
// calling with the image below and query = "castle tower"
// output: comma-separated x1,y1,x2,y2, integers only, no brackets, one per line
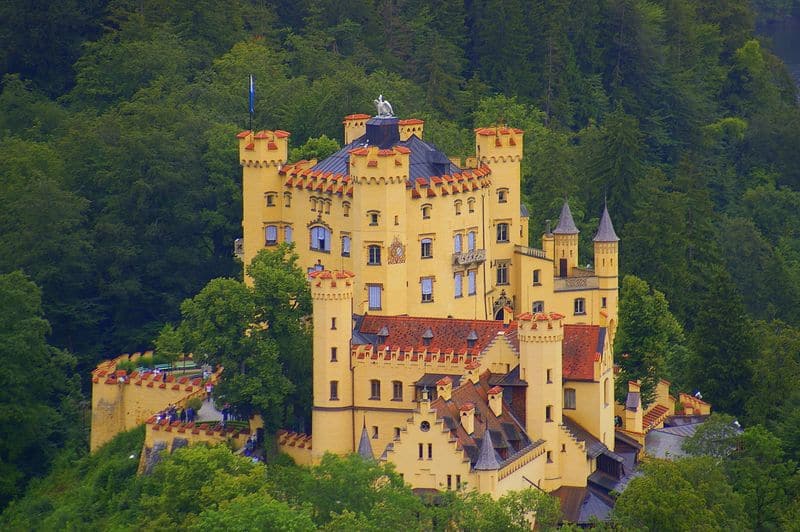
517,312,565,490
475,127,524,314
553,200,579,278
310,270,356,460
593,203,620,334
238,128,291,279
349,117,410,315
343,114,370,144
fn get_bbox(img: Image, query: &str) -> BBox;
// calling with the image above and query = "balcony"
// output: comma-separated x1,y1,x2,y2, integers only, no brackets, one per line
452,249,486,267
554,276,598,291
514,245,548,259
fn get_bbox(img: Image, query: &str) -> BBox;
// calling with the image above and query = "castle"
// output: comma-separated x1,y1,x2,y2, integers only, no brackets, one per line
89,102,709,522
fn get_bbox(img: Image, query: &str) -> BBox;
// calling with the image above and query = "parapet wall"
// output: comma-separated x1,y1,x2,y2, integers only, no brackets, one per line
90,352,222,452
277,430,314,466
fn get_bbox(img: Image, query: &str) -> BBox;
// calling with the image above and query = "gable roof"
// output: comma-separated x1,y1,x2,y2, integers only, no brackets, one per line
429,372,538,470
562,325,606,381
354,315,517,355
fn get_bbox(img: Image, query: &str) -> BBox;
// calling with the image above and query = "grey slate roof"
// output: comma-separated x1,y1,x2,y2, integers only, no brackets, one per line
563,416,611,459
357,423,374,460
553,201,580,234
593,204,620,242
626,391,640,411
473,429,502,470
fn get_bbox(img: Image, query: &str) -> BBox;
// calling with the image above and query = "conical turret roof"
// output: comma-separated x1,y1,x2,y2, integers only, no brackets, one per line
593,204,619,242
473,429,501,470
357,422,374,460
553,200,580,234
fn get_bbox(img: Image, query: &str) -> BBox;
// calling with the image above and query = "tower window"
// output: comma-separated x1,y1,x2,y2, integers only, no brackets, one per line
427,443,433,459
574,298,586,315
341,235,351,257
453,233,463,253
468,198,475,213
330,347,337,362
372,426,379,439
368,245,381,265
533,301,544,313
468,270,476,295
447,474,452,490
331,317,336,330
546,405,553,422
454,200,462,215
310,198,317,212
284,192,292,207
330,381,339,400
284,225,293,244
265,225,278,246
454,272,463,298
310,226,331,252
265,193,276,206
368,211,380,226
533,269,541,285
422,204,432,219
418,443,423,460
546,368,553,383
368,285,382,310
564,388,576,409
370,379,381,400
601,297,607,308
496,262,509,285
343,201,351,217
497,188,508,203
421,277,433,303
392,380,403,401
496,223,509,243
324,201,331,214
421,238,433,259
547,451,553,463
394,427,401,440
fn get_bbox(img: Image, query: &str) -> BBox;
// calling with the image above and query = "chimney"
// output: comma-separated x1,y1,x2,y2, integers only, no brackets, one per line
503,306,513,326
460,403,475,434
436,376,453,401
464,360,480,383
488,386,503,417
624,381,643,433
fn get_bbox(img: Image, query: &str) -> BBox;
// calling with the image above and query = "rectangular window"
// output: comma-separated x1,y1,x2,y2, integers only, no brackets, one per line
453,234,462,253
392,381,403,401
496,263,509,285
564,388,577,409
421,238,433,259
331,317,336,330
468,270,476,295
265,225,278,245
546,369,553,383
418,443,423,460
368,245,381,265
456,474,462,489
547,451,553,463
266,193,276,206
546,405,553,422
368,285,382,310
370,379,381,400
574,298,586,315
533,269,540,285
284,226,293,243
533,301,544,313
310,226,331,251
330,347,337,362
498,189,508,203
372,426,379,439
342,235,351,257
601,297,607,308
496,223,509,243
447,474,452,490
427,443,433,459
394,427,401,440
467,231,476,251
284,193,291,208
369,212,379,226
330,381,338,400
421,277,433,303
454,272,463,298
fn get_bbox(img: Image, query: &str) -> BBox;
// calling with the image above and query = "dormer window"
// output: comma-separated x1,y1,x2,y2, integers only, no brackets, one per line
422,327,433,346
466,330,478,349
377,325,389,345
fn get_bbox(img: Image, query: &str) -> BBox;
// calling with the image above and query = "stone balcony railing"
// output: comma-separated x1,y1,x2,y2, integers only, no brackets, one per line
452,249,486,267
514,245,548,259
554,276,599,291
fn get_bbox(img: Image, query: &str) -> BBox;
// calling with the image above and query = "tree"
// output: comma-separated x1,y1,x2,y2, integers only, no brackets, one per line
290,134,341,162
682,413,741,459
614,275,686,406
613,457,746,530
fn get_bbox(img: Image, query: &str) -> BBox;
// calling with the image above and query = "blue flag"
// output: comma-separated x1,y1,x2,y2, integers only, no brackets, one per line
249,75,255,116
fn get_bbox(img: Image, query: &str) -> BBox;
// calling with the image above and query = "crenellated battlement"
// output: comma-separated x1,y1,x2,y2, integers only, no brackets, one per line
237,129,290,167
475,127,524,164
309,270,355,300
516,312,565,343
351,343,482,369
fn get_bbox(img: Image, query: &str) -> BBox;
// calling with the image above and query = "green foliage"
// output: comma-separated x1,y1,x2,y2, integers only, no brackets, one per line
614,275,687,405
290,135,341,162
682,413,741,458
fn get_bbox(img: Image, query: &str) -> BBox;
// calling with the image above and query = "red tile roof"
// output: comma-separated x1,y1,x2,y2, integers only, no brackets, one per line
356,315,517,354
562,325,605,382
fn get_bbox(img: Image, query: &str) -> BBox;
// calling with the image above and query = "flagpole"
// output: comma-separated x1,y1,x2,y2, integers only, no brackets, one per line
249,74,255,131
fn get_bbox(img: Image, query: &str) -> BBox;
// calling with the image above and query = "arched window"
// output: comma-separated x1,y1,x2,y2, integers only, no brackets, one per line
604,378,610,406
368,245,381,265
453,233,463,253
310,226,331,252
324,200,331,214
497,188,509,203
343,201,351,217
284,225,293,243
310,197,317,212
283,192,292,208
265,225,278,245
468,198,476,213
421,204,432,219
454,200,462,215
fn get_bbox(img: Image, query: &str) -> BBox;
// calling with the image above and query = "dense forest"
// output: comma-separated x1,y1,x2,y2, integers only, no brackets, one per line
2,0,800,526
